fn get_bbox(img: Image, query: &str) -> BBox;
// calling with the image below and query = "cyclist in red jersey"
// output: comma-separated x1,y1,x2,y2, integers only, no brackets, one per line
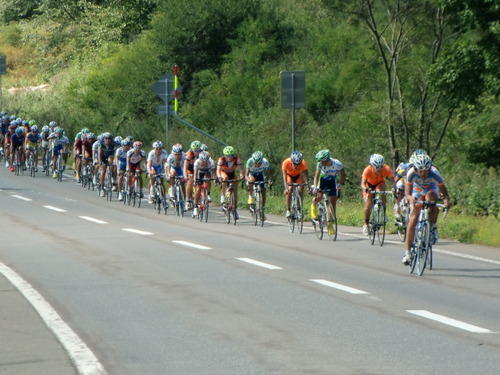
217,146,244,219
281,151,310,218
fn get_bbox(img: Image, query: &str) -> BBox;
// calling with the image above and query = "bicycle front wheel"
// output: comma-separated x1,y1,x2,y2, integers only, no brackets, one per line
377,206,386,246
296,193,303,234
288,198,296,233
416,222,430,276
314,204,324,240
325,201,337,241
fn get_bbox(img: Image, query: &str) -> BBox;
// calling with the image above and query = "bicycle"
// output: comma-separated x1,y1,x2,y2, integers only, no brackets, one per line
409,200,448,276
42,146,51,176
129,169,143,208
81,158,94,190
195,178,213,222
102,168,114,200
311,188,337,241
54,151,67,182
395,193,410,242
13,148,23,176
287,183,308,234
169,175,186,217
27,149,36,178
222,179,241,225
367,190,392,246
151,174,168,214
248,181,267,227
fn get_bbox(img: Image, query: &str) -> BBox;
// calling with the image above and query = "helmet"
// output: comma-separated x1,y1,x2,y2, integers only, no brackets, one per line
49,121,58,127
56,127,64,134
121,139,130,146
413,154,432,170
172,143,183,153
133,141,143,149
81,127,89,134
114,136,122,144
199,151,210,161
22,120,29,126
252,151,263,163
75,132,82,140
290,151,303,164
410,149,428,165
369,154,384,169
126,135,134,142
87,132,96,139
28,120,36,126
42,125,49,133
152,140,163,148
200,144,209,151
223,146,235,156
15,127,23,135
103,132,113,139
190,140,201,150
315,149,330,162
31,125,38,132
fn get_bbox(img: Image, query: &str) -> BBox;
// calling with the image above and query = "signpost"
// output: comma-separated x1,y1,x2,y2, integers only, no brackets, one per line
280,70,305,152
0,55,6,104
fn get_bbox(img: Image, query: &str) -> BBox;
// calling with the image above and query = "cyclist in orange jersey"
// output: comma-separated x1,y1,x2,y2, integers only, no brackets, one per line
282,151,310,218
360,154,395,235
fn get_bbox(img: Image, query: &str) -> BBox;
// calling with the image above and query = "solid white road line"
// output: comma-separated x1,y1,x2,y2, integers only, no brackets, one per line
79,216,108,224
11,194,32,201
433,248,500,266
407,310,493,333
310,279,370,295
44,205,67,213
0,261,107,375
172,240,211,250
122,228,153,235
236,257,283,270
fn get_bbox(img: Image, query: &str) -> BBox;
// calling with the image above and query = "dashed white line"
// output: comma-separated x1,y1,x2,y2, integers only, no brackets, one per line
79,216,107,224
11,194,32,201
236,258,283,270
407,310,493,333
0,261,107,375
122,228,153,235
310,279,370,295
44,205,67,213
172,240,211,250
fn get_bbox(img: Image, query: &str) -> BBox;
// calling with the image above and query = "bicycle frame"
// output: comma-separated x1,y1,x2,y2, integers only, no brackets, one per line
287,183,307,234
367,190,392,246
222,179,240,225
248,181,266,226
312,188,337,241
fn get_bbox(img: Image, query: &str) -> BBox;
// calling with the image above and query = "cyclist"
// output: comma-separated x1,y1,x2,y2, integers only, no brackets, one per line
4,124,15,168
360,154,395,235
40,126,51,172
91,134,102,185
9,127,25,172
310,149,346,220
73,128,90,182
24,125,41,171
166,143,186,197
192,151,216,216
115,139,131,201
147,140,169,204
98,133,117,196
402,154,450,265
126,141,146,198
245,151,274,215
282,151,309,218
48,127,70,178
183,140,202,208
217,146,244,219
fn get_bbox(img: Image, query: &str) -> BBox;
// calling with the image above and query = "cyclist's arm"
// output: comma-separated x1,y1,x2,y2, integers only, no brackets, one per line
338,169,346,186
313,169,320,188
404,181,414,205
439,183,451,207
183,158,190,177
216,164,223,180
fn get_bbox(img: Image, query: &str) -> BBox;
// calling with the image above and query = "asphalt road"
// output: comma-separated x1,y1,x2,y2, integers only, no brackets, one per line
1,165,499,375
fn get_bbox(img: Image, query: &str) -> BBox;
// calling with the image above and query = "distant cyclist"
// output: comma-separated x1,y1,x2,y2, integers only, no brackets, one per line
183,140,202,208
48,127,70,178
245,151,274,212
281,151,309,218
147,140,169,204
217,146,244,219
24,124,41,171
126,141,146,198
192,151,216,216
98,133,117,195
115,138,132,201
166,143,186,197
9,127,25,172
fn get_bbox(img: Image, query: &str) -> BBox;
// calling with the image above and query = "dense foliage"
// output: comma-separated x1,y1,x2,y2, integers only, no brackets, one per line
0,0,498,217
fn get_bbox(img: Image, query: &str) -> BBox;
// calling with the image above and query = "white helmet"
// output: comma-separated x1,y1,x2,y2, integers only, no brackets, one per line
369,154,384,169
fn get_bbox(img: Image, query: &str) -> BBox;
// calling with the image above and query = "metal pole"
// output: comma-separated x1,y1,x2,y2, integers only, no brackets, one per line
165,79,169,148
291,73,295,152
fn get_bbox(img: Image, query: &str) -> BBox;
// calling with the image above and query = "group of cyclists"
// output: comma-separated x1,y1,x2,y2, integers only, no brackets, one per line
2,110,451,266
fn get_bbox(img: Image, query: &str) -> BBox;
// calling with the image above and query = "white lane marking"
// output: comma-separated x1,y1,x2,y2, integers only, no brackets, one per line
236,258,283,270
44,205,67,213
172,240,211,250
407,310,493,333
310,279,370,295
79,216,107,224
11,194,32,201
0,262,107,375
433,248,500,266
122,228,153,235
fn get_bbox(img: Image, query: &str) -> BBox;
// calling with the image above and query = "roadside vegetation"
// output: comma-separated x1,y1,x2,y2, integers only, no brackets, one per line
0,0,498,246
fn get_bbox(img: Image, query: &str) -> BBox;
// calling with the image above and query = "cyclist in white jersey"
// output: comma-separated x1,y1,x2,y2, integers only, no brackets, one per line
166,143,186,197
192,151,216,216
147,140,169,204
115,139,131,201
126,141,146,197
310,150,346,220
48,127,69,178
245,151,274,210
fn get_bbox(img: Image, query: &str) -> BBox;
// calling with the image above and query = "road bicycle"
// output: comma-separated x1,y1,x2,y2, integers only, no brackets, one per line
151,174,168,214
311,188,337,241
248,181,267,227
222,179,241,225
0,146,4,163
394,192,410,242
42,146,51,176
409,199,448,276
27,149,36,177
54,151,67,182
287,183,308,233
13,148,24,176
129,169,143,208
366,190,392,246
99,167,114,200
169,175,185,216
194,178,213,222
81,158,94,190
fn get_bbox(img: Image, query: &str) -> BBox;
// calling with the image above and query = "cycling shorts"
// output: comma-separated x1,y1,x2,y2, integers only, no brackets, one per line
220,171,236,181
285,173,304,185
319,177,338,197
249,172,264,182
196,171,212,183
52,145,64,156
26,141,38,151
128,162,142,172
170,166,183,177
151,164,163,176
412,185,439,203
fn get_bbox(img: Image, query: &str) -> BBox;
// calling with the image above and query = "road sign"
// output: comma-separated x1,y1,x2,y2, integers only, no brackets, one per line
157,104,174,115
152,73,174,103
280,71,305,109
0,55,6,75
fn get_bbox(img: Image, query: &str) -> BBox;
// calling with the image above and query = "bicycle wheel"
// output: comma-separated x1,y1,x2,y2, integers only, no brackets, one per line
314,204,324,240
105,173,113,200
416,222,430,276
428,245,433,270
257,190,264,227
325,201,337,241
296,193,303,234
377,206,386,246
288,198,296,233
204,197,209,223
176,185,184,217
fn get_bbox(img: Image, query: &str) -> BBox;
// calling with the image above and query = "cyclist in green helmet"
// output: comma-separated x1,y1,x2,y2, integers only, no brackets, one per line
217,145,244,219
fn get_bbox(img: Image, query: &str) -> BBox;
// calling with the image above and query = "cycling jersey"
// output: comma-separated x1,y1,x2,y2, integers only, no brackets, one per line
25,132,40,150
217,155,242,173
185,149,200,174
194,158,214,173
282,158,308,184
406,166,444,201
147,149,168,174
127,148,145,166
10,134,24,149
100,141,116,159
166,152,186,168
317,158,343,179
362,164,394,187
246,158,271,175
115,147,128,171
